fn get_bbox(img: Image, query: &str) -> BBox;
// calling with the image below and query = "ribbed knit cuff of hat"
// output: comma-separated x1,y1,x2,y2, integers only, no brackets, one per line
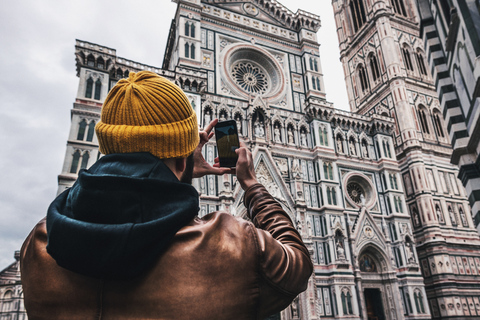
96,114,199,159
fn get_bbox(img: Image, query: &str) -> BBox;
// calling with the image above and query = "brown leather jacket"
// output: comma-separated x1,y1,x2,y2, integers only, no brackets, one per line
21,184,313,319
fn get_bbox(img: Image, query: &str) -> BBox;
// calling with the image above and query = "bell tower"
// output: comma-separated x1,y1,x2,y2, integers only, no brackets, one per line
332,0,480,318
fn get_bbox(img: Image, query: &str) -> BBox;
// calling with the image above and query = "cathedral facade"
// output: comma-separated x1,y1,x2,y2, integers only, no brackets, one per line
3,1,478,320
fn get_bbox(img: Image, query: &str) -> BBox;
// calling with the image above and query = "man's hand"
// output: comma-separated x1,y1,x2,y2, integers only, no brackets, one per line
234,141,258,191
192,119,234,178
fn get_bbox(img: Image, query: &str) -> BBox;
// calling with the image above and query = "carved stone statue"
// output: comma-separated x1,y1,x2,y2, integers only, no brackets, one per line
362,142,369,158
349,139,356,155
254,119,265,138
288,128,294,144
300,131,307,146
204,109,211,126
219,112,226,121
336,136,343,153
406,242,415,264
336,241,346,260
235,117,242,135
274,126,281,143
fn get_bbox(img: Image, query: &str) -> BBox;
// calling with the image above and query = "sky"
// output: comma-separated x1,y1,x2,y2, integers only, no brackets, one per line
0,0,348,269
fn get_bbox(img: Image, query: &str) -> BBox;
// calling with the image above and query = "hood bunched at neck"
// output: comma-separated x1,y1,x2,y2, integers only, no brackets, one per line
46,153,199,280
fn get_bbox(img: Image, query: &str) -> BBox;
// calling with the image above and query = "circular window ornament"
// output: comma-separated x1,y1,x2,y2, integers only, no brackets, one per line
231,61,268,94
343,173,376,209
221,44,285,99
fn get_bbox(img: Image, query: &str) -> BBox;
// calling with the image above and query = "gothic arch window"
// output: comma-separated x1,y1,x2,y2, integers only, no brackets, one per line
184,42,190,58
94,79,102,100
389,222,398,240
405,292,414,314
185,21,190,37
86,121,95,142
316,77,321,91
85,77,93,98
87,54,95,67
439,0,452,25
70,150,81,174
190,43,196,59
418,105,431,134
312,76,317,90
369,53,381,83
80,152,90,170
190,23,195,37
357,65,369,94
390,173,399,189
415,50,428,76
341,289,354,315
433,109,445,138
414,289,426,314
97,57,104,70
314,59,318,72
116,68,123,79
394,196,404,213
309,57,314,70
402,44,414,72
319,126,329,146
349,0,367,32
124,70,129,78
77,119,87,140
391,0,407,17
382,139,392,158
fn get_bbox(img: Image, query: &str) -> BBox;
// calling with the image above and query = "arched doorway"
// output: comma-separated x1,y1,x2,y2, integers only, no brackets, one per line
357,246,400,320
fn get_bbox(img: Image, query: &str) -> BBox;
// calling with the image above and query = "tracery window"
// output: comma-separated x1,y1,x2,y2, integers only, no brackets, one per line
327,187,337,205
116,68,123,79
185,42,190,58
190,43,196,59
382,139,392,158
414,290,426,314
319,126,329,146
70,150,81,174
87,55,95,67
402,45,414,72
80,152,89,170
415,50,428,76
341,289,354,315
390,173,399,189
369,54,381,82
77,119,87,140
97,57,104,69
418,106,430,134
433,110,445,138
323,163,334,180
94,79,102,100
358,65,369,93
185,21,190,37
86,121,95,142
349,0,367,32
394,196,404,213
391,0,407,17
85,77,93,99
312,76,317,90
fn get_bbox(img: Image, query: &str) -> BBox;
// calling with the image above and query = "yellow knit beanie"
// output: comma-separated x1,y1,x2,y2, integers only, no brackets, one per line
95,71,199,159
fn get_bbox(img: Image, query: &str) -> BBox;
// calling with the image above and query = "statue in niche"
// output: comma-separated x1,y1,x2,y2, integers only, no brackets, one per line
336,241,346,260
219,111,226,122
254,119,265,138
449,207,457,225
336,135,343,153
362,141,369,158
292,159,302,179
204,109,211,126
460,208,467,226
349,138,356,156
288,127,294,144
436,206,444,223
235,116,242,135
413,209,420,226
300,130,307,146
274,125,281,143
406,241,415,264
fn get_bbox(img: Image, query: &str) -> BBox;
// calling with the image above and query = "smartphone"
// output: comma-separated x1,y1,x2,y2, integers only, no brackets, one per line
215,120,240,168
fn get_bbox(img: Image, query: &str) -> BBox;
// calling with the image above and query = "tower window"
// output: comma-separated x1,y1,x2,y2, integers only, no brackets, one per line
185,21,190,37
87,55,95,67
316,77,321,91
418,107,430,134
312,76,317,90
190,43,195,59
85,77,93,98
358,65,369,93
369,54,381,82
80,152,90,170
77,119,87,141
191,23,196,38
185,42,190,58
349,0,367,32
94,79,102,100
415,51,428,76
86,121,95,142
433,111,444,138
402,45,414,71
391,0,407,17
70,150,81,174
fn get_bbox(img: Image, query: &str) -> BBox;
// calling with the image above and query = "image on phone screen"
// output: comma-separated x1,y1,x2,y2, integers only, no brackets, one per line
215,120,239,168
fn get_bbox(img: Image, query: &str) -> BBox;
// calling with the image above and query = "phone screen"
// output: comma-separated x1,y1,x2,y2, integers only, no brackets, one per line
215,120,240,168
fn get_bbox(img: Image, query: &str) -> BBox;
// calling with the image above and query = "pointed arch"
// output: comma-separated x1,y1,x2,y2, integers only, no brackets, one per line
86,121,96,142
85,77,93,98
94,78,102,100
402,44,414,72
77,119,87,140
369,53,381,83
349,0,367,32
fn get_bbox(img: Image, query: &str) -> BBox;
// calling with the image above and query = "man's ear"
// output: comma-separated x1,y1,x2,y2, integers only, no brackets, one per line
175,157,187,174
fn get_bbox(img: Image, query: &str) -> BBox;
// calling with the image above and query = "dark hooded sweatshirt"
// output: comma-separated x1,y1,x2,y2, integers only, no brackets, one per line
46,152,198,279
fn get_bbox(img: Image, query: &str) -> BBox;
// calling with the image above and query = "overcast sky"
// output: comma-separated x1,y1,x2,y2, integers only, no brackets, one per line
0,0,348,269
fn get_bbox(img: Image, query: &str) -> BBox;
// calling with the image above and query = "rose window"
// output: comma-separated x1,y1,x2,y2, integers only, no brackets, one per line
347,182,364,204
231,61,268,94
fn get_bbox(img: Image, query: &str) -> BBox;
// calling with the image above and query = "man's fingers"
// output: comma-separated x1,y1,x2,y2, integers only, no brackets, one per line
203,118,218,134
